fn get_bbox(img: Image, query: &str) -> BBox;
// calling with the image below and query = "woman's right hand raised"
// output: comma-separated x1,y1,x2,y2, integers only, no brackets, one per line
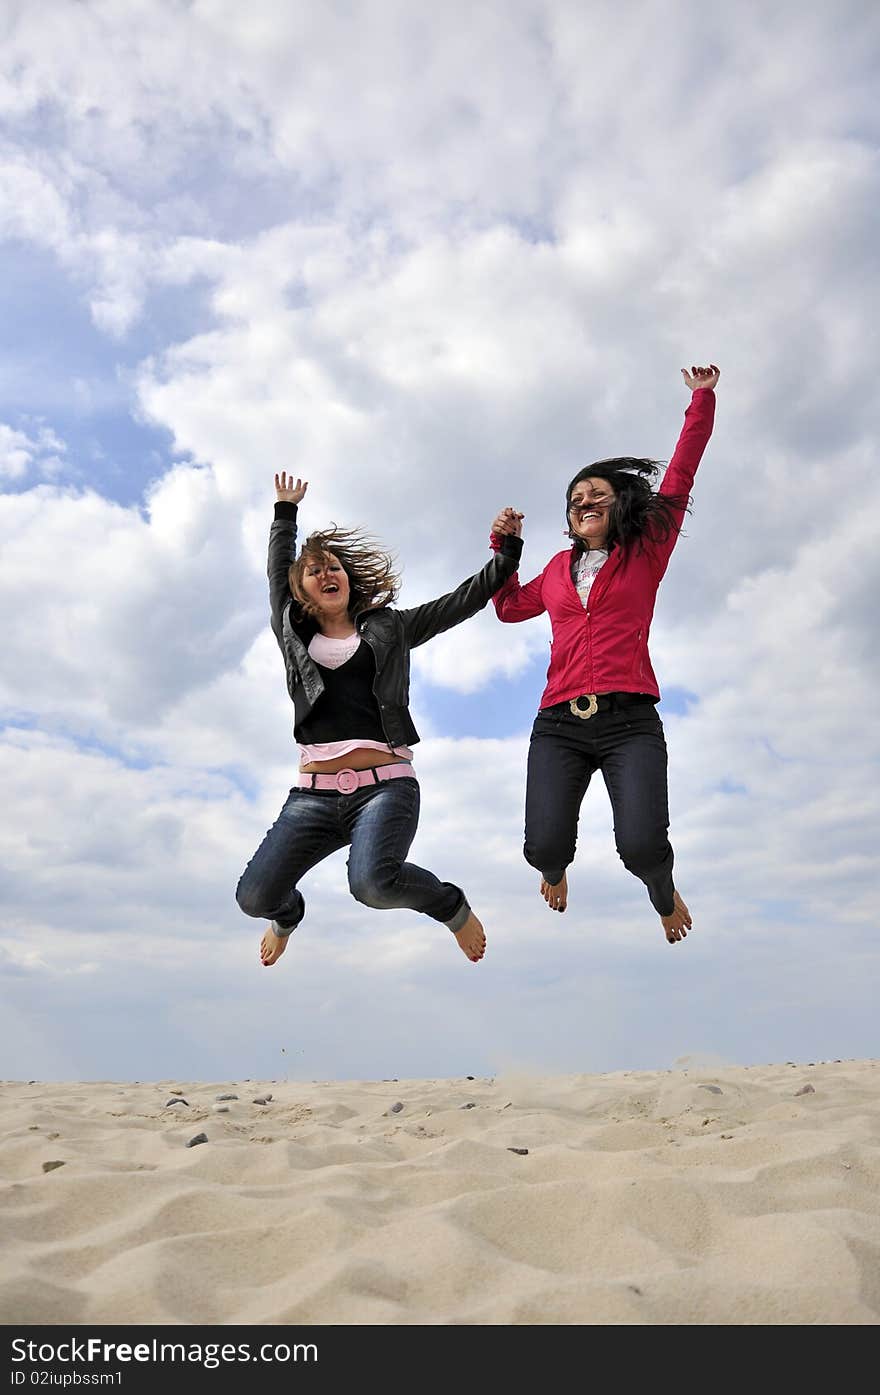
275,471,308,504
491,506,524,538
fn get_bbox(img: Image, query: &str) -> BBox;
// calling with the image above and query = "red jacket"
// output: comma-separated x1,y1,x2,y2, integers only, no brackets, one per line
492,388,716,707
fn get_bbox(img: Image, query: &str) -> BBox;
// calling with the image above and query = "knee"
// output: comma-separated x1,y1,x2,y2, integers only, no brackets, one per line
236,872,267,920
348,864,397,910
615,833,664,878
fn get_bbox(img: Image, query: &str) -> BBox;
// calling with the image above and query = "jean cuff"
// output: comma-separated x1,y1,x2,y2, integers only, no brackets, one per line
445,897,471,934
271,920,296,939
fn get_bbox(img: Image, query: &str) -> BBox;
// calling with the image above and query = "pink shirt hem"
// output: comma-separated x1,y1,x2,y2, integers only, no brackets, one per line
299,738,414,765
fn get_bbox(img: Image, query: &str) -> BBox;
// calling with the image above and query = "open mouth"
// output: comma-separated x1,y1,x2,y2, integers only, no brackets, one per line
321,584,340,594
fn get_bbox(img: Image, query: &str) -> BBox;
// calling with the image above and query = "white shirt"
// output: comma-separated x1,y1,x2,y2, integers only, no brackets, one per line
307,632,361,669
573,548,608,607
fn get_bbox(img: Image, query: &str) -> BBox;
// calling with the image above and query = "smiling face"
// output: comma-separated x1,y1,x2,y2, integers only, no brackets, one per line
567,476,616,548
298,550,351,621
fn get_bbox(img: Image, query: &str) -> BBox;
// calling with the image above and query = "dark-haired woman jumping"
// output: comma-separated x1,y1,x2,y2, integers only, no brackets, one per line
237,473,523,967
491,365,719,945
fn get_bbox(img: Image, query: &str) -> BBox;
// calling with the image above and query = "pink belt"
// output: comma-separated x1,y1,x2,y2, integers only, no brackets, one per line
297,762,415,794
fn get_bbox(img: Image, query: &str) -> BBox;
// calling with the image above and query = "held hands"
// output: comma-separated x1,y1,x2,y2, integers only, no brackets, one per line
274,471,308,504
681,364,720,391
491,506,524,538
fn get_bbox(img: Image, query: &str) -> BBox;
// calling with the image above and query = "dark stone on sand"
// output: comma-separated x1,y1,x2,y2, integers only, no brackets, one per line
42,1160,65,1173
252,1097,271,1105
215,1093,238,1101
507,1147,529,1156
165,1098,189,1107
389,1102,404,1114
186,1133,208,1147
699,1085,723,1095
461,1102,477,1109
795,1084,815,1096
466,1076,475,1080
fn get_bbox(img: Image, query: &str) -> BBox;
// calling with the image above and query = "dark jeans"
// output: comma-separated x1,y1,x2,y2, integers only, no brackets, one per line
524,699,675,916
236,777,470,936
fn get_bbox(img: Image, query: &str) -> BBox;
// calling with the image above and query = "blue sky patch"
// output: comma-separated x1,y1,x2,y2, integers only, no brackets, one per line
658,686,698,715
414,658,545,738
0,242,209,507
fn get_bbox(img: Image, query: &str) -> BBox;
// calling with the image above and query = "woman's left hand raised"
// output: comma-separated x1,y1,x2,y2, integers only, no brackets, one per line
681,364,720,391
491,506,524,537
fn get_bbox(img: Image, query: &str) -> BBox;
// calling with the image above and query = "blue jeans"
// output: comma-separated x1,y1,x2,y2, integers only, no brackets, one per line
524,700,675,916
236,778,470,936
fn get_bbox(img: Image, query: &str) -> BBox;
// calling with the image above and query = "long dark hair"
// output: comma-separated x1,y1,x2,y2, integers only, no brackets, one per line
565,457,690,554
289,526,400,619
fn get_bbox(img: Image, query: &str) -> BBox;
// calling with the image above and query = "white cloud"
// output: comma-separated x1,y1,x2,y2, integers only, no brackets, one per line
0,469,263,725
0,422,66,479
0,153,72,246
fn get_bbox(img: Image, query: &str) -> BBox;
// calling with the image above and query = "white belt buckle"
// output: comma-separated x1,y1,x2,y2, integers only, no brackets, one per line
335,768,360,793
570,694,599,720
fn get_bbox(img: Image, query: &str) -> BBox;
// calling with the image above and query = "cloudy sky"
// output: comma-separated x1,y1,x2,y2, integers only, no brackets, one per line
1,0,878,1085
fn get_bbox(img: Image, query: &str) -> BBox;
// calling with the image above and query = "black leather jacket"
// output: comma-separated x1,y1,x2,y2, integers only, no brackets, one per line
269,502,523,747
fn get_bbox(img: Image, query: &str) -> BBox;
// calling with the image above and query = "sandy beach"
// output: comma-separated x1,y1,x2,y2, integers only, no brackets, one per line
1,1059,878,1325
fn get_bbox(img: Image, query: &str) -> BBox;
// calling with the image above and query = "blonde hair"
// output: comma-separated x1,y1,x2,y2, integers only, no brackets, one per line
289,526,400,619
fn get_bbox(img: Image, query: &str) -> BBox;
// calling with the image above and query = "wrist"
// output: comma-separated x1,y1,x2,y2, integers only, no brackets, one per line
499,533,523,562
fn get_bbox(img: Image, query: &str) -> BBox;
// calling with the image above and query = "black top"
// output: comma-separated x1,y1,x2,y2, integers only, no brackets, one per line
295,639,388,746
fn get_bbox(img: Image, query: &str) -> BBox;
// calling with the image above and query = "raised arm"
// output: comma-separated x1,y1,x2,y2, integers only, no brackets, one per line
396,520,524,649
651,365,719,567
268,472,308,639
488,507,548,623
662,365,719,502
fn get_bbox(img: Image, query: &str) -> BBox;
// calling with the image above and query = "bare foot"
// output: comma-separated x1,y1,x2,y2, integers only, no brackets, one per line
540,872,567,912
260,924,290,967
660,890,692,945
454,911,486,963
